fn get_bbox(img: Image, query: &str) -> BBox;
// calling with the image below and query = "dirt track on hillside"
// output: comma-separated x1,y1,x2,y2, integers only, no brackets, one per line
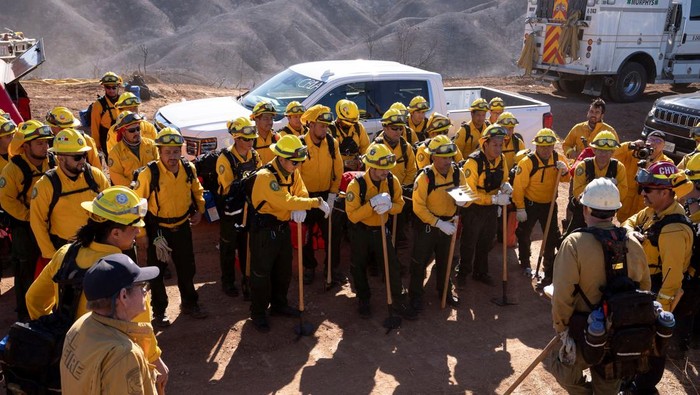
1,77,698,394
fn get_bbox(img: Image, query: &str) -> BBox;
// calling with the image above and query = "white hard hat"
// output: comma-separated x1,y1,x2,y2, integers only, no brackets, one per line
579,178,622,210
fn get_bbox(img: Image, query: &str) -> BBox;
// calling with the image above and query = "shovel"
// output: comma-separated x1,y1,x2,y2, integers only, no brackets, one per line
492,203,518,306
535,163,561,280
294,221,315,337
441,215,459,309
324,211,332,291
380,214,401,333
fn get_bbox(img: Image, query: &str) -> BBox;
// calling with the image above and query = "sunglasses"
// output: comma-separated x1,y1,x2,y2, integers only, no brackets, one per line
431,143,458,155
63,153,87,161
104,85,119,91
388,125,404,132
119,97,141,107
126,126,141,133
22,125,53,140
365,153,397,167
638,185,664,194
499,117,518,126
382,114,407,125
534,135,557,144
156,133,185,145
0,120,17,133
285,105,305,115
411,101,430,111
591,138,619,148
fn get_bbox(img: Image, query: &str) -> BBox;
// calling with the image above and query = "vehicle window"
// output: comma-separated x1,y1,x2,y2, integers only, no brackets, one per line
372,80,430,116
240,69,324,120
691,0,700,20
317,82,373,119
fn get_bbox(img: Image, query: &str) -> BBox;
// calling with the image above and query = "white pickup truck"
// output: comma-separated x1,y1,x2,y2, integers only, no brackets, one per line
154,60,553,159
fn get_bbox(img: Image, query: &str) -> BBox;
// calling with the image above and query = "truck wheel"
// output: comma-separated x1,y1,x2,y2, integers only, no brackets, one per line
552,79,585,94
610,62,646,103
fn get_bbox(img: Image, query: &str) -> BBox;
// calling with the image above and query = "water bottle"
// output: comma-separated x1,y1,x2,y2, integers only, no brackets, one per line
587,308,605,325
582,309,607,365
654,310,675,355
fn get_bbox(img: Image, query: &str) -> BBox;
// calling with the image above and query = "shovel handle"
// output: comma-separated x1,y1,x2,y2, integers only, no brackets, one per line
298,221,304,312
441,216,459,309
327,212,332,286
380,214,393,306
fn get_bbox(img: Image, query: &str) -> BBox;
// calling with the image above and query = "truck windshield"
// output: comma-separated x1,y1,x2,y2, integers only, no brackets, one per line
240,69,325,120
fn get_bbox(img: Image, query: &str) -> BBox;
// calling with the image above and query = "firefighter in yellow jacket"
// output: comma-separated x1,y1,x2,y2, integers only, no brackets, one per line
106,92,158,153
298,105,343,285
512,128,569,282
390,102,419,148
217,117,261,299
407,95,430,142
345,143,416,320
562,98,618,159
497,112,526,171
277,101,308,137
456,124,510,287
0,119,53,319
108,112,159,187
0,117,12,172
488,97,505,125
251,101,280,164
133,127,207,327
329,99,370,172
409,135,468,311
623,161,693,393
31,128,110,259
414,113,464,169
247,134,330,332
454,98,489,158
45,107,101,169
90,72,122,155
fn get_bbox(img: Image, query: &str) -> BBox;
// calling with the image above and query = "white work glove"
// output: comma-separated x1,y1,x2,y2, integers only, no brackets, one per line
556,160,568,175
558,328,577,366
516,209,528,223
153,231,173,265
369,194,383,208
373,201,391,215
291,210,307,223
492,193,510,206
436,219,457,236
318,199,331,218
326,193,337,209
500,182,513,195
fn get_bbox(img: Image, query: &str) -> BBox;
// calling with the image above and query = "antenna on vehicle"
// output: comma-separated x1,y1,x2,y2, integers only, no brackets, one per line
321,69,334,80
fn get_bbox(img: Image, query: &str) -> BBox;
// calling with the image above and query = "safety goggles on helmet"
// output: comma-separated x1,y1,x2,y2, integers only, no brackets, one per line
117,113,143,129
533,134,557,145
429,117,451,131
635,168,673,188
315,111,334,123
382,114,407,126
0,112,10,120
23,125,53,141
411,101,430,111
285,105,305,115
119,96,141,108
156,133,184,145
101,74,121,85
365,153,396,168
471,101,489,112
0,120,17,134
498,117,518,126
234,125,257,139
277,145,308,160
591,138,619,148
430,143,458,155
686,168,700,178
254,102,276,115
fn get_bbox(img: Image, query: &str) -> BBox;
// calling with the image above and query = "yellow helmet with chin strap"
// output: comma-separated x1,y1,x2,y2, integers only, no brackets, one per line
250,101,277,120
470,98,489,112
532,128,558,146
408,96,430,113
428,134,458,157
284,101,305,115
81,186,147,227
496,111,518,127
115,92,141,109
425,113,451,137
100,72,122,86
489,97,505,111
0,117,17,137
362,143,396,170
270,134,307,161
381,108,407,127
301,104,333,125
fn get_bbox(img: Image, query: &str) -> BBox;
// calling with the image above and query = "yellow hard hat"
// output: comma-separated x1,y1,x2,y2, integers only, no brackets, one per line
52,128,92,154
0,117,17,137
532,128,558,146
155,127,184,146
408,96,430,113
685,153,700,181
227,117,258,139
45,107,81,129
362,143,396,170
250,101,277,120
496,111,518,127
389,102,408,116
81,186,147,227
284,101,305,115
301,104,334,125
0,109,8,120
489,97,505,111
9,120,53,156
590,131,619,150
481,124,508,139
428,134,458,157
425,113,451,136
335,99,359,122
381,108,407,126
470,98,489,112
114,111,143,130
270,134,307,161
100,71,122,86
115,92,141,109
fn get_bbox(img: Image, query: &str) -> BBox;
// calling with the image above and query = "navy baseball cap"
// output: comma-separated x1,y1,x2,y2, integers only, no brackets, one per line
83,254,159,301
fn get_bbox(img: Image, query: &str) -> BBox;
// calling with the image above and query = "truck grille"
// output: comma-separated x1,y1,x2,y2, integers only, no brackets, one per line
654,108,700,129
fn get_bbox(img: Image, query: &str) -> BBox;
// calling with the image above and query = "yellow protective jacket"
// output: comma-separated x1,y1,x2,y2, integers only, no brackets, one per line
61,313,158,394
0,153,7,174
90,96,119,151
253,130,280,165
408,117,428,140
26,241,161,362
278,124,308,137
414,143,464,170
30,166,110,258
216,145,261,195
412,164,467,226
106,120,158,154
552,221,650,333
572,158,627,202
614,142,673,222
623,203,693,310
402,126,419,147
0,153,53,222
107,139,159,187
454,121,485,158
461,151,508,206
329,122,370,162
512,152,570,209
134,159,205,228
502,134,525,171
374,133,417,186
251,159,320,221
345,171,404,227
299,133,343,194
562,121,617,158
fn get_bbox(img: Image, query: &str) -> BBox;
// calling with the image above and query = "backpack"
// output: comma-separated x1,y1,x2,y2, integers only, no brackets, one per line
584,157,618,183
134,158,196,226
1,242,85,392
374,135,409,167
573,226,658,380
300,133,338,182
79,96,113,129
467,150,506,193
641,213,694,272
252,132,280,151
192,148,249,195
353,172,395,205
45,165,101,229
418,162,461,195
509,151,560,184
331,123,361,157
241,163,294,230
219,150,259,226
11,153,56,210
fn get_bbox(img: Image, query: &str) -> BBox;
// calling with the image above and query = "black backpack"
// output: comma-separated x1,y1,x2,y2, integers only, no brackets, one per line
353,172,395,205
583,157,619,183
1,242,85,392
241,163,295,231
192,148,251,196
467,150,506,193
573,226,658,380
509,151,560,184
638,213,693,272
417,162,461,195
219,150,259,226
80,96,113,129
10,153,56,211
134,158,196,226
44,165,101,229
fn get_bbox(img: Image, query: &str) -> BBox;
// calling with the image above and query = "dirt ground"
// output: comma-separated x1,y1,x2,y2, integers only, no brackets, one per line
1,76,699,394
